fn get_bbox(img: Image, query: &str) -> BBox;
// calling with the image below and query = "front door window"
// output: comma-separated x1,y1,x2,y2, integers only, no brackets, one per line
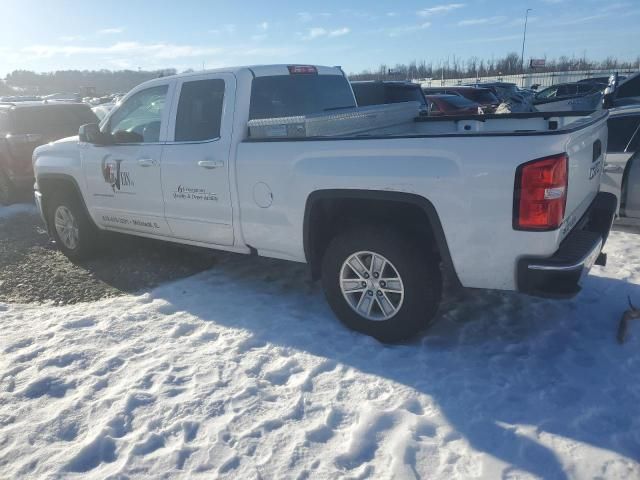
107,85,168,143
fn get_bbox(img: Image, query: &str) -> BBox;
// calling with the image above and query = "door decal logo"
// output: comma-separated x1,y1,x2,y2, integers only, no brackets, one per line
102,156,135,192
173,185,218,201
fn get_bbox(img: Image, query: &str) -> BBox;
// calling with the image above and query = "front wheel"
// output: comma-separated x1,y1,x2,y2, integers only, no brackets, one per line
46,190,100,261
321,226,442,343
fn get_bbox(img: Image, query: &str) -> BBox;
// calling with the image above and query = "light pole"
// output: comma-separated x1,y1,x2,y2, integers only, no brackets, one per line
520,8,532,74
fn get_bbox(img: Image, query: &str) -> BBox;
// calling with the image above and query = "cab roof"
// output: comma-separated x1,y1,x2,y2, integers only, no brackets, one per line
173,64,344,79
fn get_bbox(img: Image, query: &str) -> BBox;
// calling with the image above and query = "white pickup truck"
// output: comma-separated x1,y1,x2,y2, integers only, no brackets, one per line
33,64,617,342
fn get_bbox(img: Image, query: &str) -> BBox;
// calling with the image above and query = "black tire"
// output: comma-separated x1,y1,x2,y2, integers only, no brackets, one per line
0,169,14,206
46,189,100,261
321,225,442,343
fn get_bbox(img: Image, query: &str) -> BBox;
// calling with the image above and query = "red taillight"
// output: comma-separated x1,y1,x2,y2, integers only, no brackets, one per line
287,65,318,75
514,153,568,231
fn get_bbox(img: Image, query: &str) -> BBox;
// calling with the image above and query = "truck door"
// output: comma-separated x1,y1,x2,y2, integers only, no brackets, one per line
602,114,640,217
160,73,235,245
82,82,174,235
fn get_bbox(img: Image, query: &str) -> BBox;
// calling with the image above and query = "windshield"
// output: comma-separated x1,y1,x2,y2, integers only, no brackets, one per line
249,74,356,119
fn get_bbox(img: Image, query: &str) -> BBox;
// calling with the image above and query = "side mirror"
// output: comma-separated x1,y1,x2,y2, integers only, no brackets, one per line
79,123,112,145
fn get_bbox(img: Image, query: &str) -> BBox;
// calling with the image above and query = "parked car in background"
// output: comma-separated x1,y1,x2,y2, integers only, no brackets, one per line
424,94,481,116
533,82,603,112
600,104,640,225
516,87,536,101
464,82,533,112
464,82,516,100
0,101,98,204
578,76,625,86
604,71,640,108
351,81,428,115
423,86,500,113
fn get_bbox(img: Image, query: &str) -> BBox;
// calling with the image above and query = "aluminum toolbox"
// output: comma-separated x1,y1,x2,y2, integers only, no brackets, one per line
247,101,421,139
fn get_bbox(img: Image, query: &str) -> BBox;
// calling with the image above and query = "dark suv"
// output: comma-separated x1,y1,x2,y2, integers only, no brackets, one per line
0,102,98,204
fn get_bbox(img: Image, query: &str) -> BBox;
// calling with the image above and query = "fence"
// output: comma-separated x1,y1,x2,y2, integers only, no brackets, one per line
415,69,638,89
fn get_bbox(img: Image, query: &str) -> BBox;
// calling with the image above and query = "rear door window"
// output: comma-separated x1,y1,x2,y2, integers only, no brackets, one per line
249,74,356,120
174,79,225,142
607,116,640,153
351,83,384,107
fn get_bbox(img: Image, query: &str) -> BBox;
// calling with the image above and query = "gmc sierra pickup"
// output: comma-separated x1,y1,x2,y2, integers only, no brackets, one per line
33,64,616,342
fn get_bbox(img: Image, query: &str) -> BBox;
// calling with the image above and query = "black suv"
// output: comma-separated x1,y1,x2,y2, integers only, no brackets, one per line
0,101,98,204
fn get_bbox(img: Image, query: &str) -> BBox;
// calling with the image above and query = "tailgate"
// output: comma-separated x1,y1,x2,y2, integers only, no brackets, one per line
562,111,608,236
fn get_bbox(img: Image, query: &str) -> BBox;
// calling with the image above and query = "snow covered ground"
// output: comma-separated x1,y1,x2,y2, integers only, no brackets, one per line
0,203,37,220
1,223,639,479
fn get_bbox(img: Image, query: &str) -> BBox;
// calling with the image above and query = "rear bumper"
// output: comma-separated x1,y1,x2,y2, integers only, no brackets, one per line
517,191,617,298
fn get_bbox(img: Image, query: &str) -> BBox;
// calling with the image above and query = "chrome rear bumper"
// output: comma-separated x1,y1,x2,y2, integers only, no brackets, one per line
517,192,616,298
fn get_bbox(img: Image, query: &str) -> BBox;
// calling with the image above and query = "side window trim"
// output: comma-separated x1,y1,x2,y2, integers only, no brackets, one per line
101,80,176,145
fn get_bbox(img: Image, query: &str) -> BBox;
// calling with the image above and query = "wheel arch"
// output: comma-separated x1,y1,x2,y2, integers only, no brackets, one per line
303,189,461,287
37,173,98,231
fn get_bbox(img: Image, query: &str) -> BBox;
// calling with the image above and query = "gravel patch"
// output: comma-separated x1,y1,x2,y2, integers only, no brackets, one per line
0,207,216,305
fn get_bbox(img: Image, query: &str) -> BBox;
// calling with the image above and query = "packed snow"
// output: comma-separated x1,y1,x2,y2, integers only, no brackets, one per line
1,222,639,479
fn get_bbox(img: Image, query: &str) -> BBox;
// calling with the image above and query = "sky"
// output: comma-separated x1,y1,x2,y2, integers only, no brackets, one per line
0,0,638,77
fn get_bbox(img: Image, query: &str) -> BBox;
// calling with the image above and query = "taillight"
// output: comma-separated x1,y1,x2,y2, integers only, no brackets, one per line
513,153,568,231
287,65,318,75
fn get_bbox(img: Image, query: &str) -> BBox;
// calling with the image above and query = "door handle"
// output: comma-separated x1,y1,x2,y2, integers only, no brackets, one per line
138,158,157,167
198,160,224,169
604,163,623,173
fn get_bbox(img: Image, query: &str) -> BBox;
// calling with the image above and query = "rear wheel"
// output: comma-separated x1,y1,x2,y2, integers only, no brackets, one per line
321,225,442,343
0,169,15,206
46,190,100,261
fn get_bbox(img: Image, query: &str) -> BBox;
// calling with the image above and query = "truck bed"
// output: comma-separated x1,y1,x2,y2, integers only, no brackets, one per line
246,109,607,140
237,108,608,291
